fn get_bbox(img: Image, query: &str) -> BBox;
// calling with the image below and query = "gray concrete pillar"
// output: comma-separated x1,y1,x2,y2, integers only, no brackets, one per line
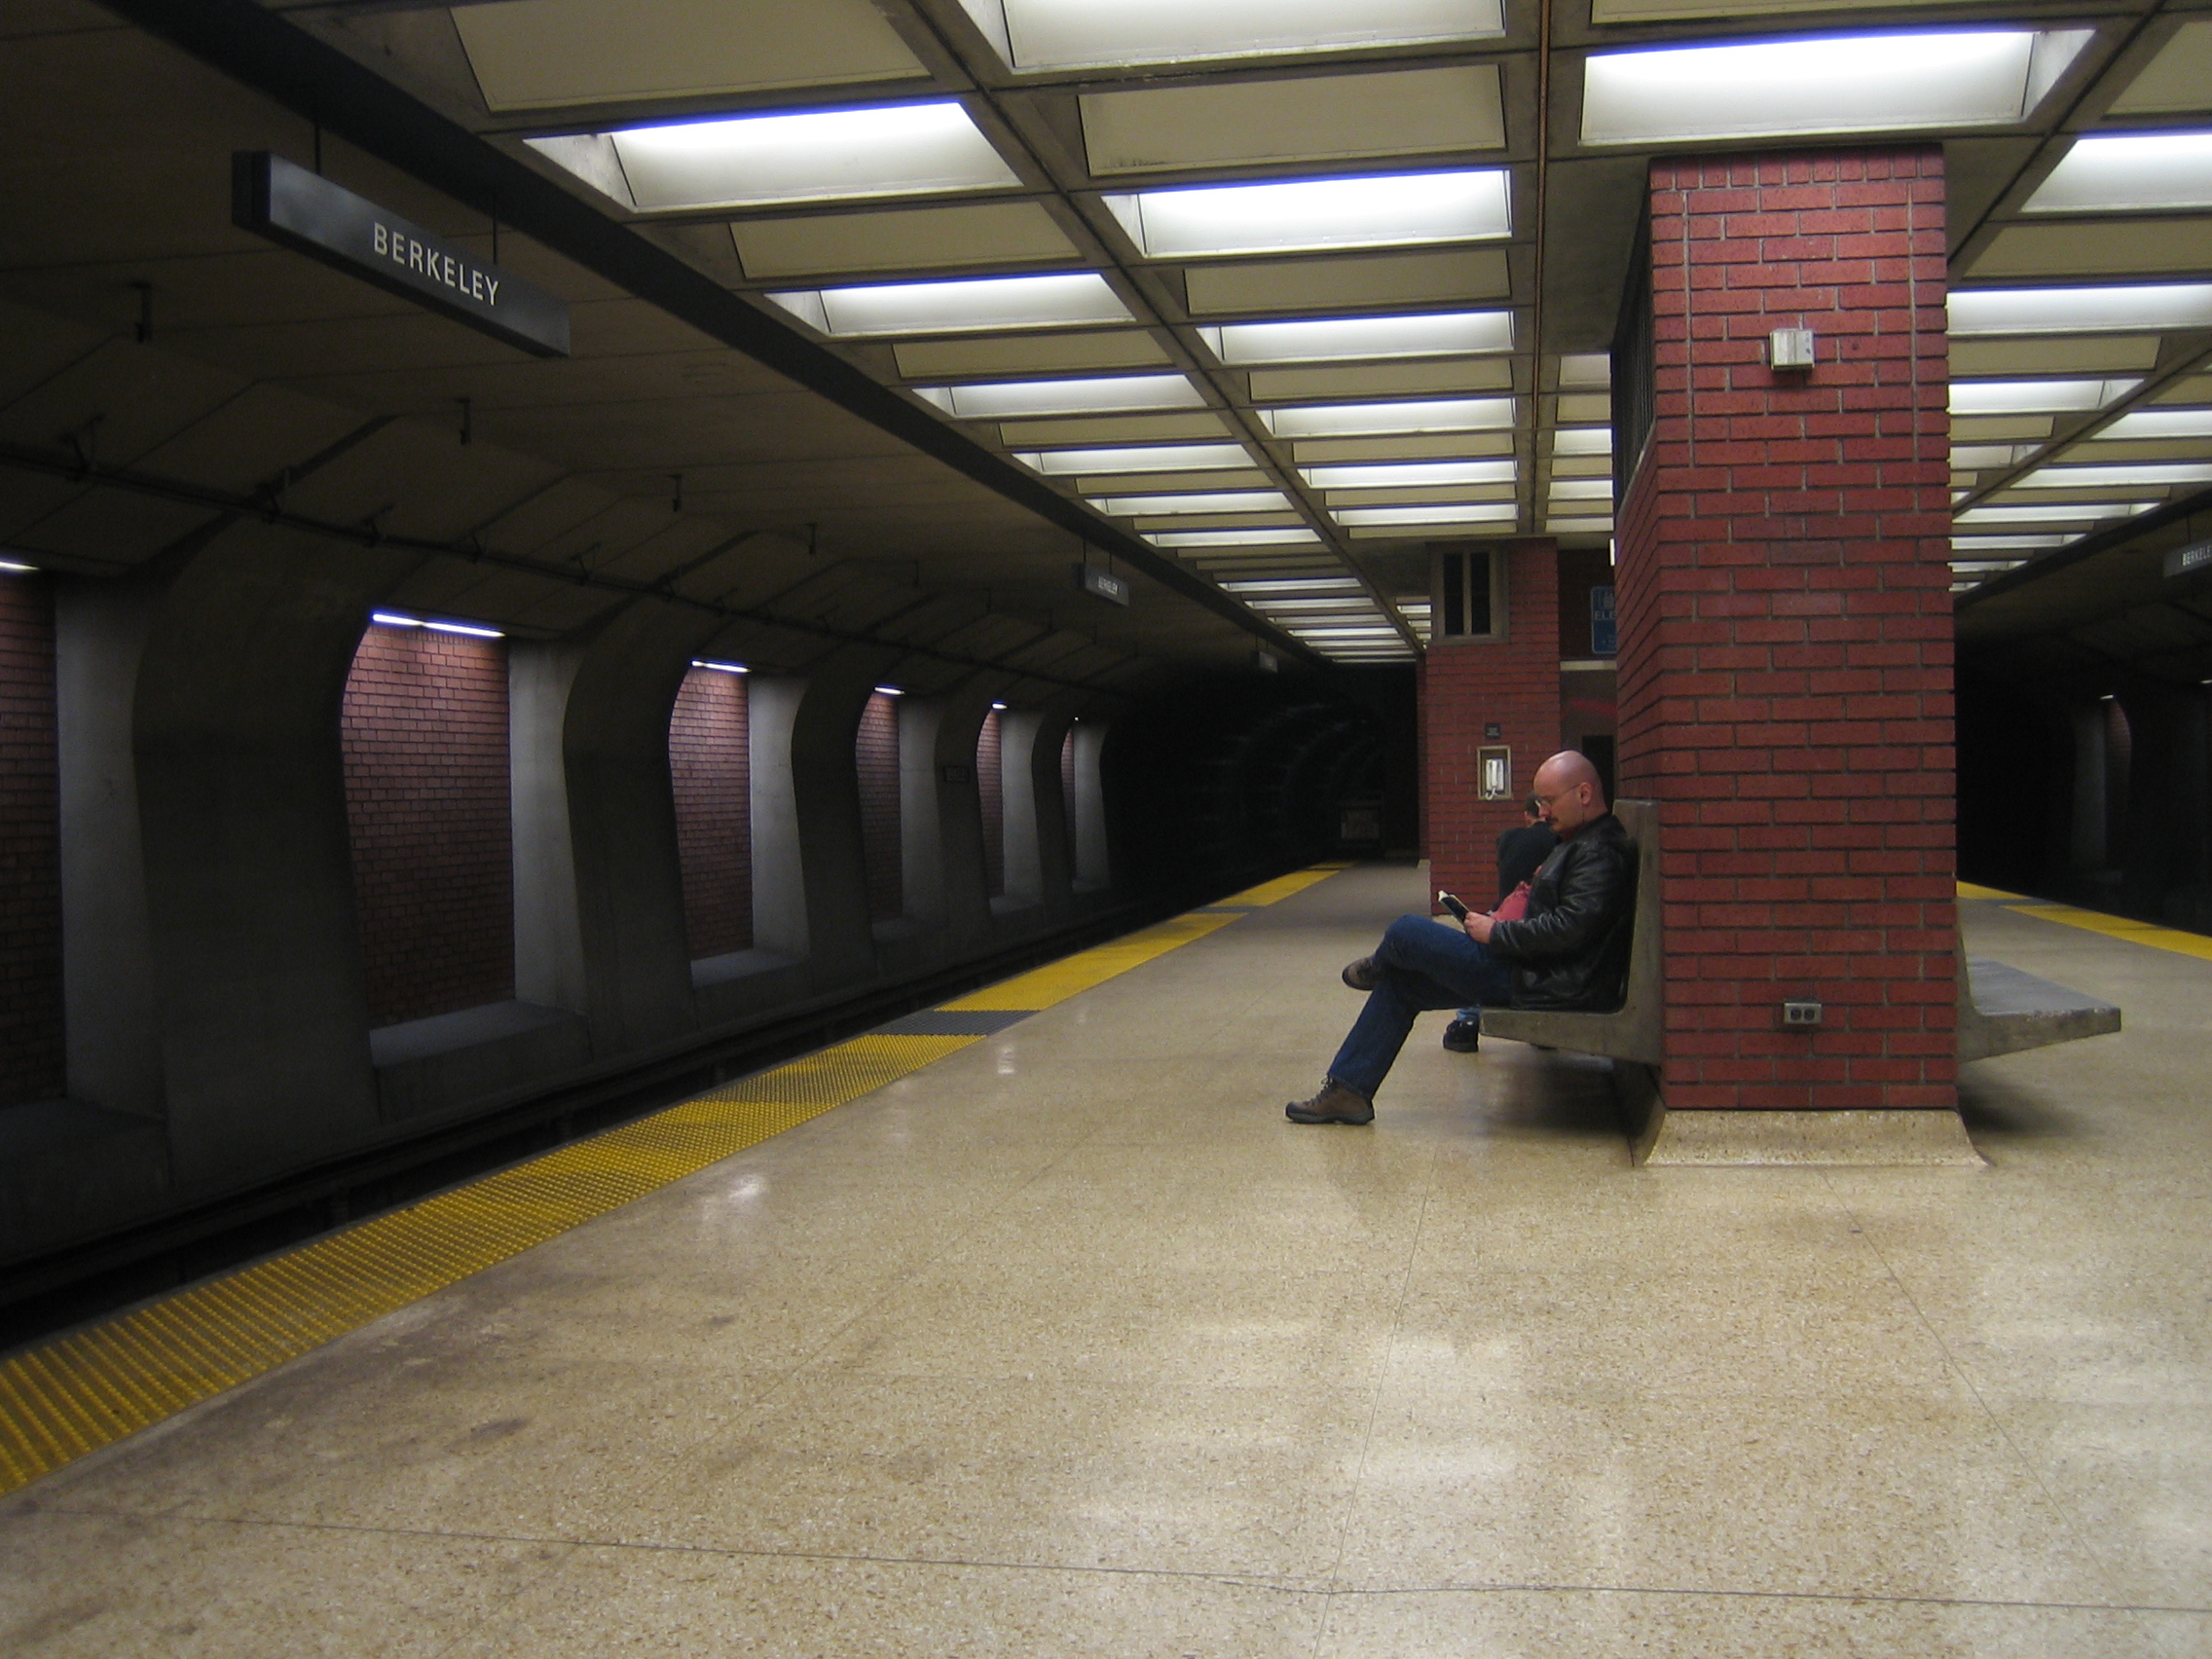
510,641,589,1014
55,573,166,1119
129,523,403,1186
1068,716,1111,892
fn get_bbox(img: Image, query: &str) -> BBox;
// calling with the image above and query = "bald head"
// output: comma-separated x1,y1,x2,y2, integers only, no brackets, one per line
1530,750,1607,835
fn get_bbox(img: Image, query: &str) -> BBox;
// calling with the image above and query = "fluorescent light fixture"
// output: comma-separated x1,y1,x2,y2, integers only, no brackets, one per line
1581,30,2090,147
1017,444,1250,474
1951,444,2038,468
2017,462,2212,489
2099,408,2212,440
1334,504,1517,526
1549,480,1614,500
2025,132,2212,213
1547,517,1614,534
1091,490,1292,515
691,659,750,674
1950,284,2212,337
1951,535,2069,550
1261,398,1513,438
1221,576,1364,592
767,274,1130,337
991,701,1009,710
914,374,1203,418
1151,529,1325,546
874,685,904,696
371,611,504,639
1950,379,2141,414
1954,502,2155,524
1199,312,1512,366
1101,170,1509,260
958,0,1503,73
1553,428,1613,455
1302,460,1515,489
0,559,35,573
538,103,1019,212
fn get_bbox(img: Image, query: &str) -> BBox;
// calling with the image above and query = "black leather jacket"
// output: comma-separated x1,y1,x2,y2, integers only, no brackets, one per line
1487,812,1637,1012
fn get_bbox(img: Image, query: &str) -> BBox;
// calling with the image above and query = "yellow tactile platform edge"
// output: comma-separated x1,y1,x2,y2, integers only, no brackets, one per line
0,866,1346,1496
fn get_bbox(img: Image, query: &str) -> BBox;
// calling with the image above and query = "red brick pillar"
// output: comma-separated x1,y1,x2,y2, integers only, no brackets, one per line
1422,538,1562,910
1615,148,1959,1155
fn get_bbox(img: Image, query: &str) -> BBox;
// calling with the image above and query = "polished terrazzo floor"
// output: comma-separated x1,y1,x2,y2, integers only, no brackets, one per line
2,863,2207,1657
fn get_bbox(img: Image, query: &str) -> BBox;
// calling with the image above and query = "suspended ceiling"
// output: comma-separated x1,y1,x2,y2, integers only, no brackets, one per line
5,0,2211,679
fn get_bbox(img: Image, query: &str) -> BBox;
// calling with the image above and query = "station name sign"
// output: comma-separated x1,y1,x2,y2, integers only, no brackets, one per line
232,152,570,358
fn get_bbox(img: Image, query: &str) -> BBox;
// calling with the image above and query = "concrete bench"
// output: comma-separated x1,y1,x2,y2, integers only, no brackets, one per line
1478,798,2120,1063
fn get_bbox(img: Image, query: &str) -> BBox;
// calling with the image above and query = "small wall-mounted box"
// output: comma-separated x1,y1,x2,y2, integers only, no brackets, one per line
1768,328,1817,371
1478,745,1512,800
1781,999,1824,1028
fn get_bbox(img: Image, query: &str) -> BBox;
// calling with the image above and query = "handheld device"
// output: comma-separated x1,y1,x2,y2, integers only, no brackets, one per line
1436,891,1469,920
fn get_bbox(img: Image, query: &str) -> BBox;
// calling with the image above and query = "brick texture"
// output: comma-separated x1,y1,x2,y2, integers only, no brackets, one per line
1422,540,1563,910
1615,148,1956,1113
342,624,514,1027
858,691,902,922
977,710,1005,897
670,667,753,958
0,574,63,1107
1060,726,1076,816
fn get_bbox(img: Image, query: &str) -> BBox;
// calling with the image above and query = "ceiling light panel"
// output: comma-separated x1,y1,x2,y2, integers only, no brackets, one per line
1951,535,2071,550
1154,531,1326,547
2016,462,2212,489
1552,428,1614,455
730,202,1080,279
1079,65,1503,176
1292,433,1516,463
1090,490,1293,515
1261,398,1514,438
1549,479,1614,499
1102,172,1510,261
1950,378,2142,414
2108,18,2212,116
2025,132,2212,213
1301,460,1515,488
1950,284,2212,335
1953,502,2154,524
1952,444,2039,467
1335,504,1517,525
1017,444,1253,474
1184,249,1509,319
915,374,1204,418
768,274,1131,337
456,0,927,112
2098,408,2212,439
956,0,1504,74
1580,30,2090,146
1200,312,1513,366
1253,360,1516,400
534,103,1019,212
1220,576,1365,591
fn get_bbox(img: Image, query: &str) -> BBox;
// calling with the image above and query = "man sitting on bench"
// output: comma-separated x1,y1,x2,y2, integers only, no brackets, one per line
1286,751,1638,1125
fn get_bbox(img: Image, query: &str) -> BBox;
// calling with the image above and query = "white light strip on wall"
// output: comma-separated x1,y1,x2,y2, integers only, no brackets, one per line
1101,170,1511,260
874,685,904,696
371,610,505,639
0,558,36,573
691,659,750,674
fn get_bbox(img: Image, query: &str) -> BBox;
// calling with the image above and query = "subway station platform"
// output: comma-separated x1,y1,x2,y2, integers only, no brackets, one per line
2,864,2207,1657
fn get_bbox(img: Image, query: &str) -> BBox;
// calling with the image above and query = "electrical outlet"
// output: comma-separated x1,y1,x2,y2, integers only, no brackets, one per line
1768,328,1816,370
1782,999,1824,1028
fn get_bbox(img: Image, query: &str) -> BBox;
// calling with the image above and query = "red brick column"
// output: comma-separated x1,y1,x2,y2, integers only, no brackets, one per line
1615,148,1955,1118
1422,538,1563,909
857,691,903,922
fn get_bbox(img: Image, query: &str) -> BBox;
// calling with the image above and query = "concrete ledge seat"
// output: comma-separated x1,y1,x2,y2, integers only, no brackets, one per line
1479,800,2121,1065
1958,955,2121,1061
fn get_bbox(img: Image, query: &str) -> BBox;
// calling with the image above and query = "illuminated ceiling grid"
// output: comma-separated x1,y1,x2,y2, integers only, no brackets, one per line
424,0,2212,639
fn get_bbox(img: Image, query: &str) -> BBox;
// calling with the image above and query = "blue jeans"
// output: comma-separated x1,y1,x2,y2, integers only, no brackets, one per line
1329,915,1516,1098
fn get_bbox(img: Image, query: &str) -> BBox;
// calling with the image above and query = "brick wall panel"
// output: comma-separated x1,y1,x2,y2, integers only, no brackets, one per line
342,625,514,1027
977,711,1005,897
857,691,902,922
670,668,753,958
0,575,63,1106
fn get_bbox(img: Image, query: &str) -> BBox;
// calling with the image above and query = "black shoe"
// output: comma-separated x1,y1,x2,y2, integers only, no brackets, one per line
1442,1017,1482,1053
1285,1079,1375,1125
1342,956,1382,991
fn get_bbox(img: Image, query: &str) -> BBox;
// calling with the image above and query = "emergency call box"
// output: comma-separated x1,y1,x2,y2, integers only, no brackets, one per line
1478,745,1512,801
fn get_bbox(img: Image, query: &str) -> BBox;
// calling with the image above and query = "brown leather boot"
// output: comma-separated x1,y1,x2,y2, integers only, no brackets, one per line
1341,955,1382,990
1285,1079,1375,1124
